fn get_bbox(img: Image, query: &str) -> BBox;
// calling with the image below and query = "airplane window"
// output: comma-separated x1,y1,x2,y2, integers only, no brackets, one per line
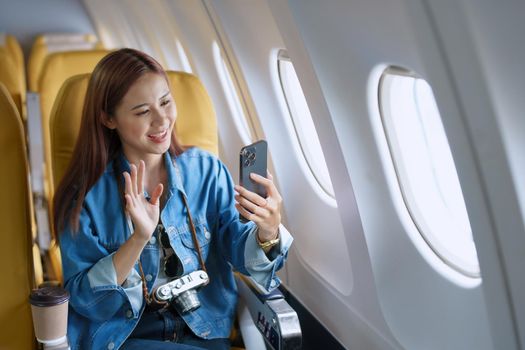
278,52,335,197
174,40,192,73
379,68,480,277
212,42,254,144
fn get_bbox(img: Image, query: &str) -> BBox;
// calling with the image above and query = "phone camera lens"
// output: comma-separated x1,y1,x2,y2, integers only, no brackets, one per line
243,150,256,167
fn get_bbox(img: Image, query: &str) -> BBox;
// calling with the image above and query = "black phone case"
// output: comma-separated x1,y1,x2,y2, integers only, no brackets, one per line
239,140,268,222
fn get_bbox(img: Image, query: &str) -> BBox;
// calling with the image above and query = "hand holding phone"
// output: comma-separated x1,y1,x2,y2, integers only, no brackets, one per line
238,140,268,222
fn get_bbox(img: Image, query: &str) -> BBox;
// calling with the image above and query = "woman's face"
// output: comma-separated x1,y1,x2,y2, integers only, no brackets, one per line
105,72,176,161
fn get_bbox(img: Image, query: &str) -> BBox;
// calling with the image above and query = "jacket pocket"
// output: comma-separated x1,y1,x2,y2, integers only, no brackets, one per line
179,222,212,261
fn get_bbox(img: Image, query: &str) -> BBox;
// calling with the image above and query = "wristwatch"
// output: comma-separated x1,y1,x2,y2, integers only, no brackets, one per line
257,230,280,252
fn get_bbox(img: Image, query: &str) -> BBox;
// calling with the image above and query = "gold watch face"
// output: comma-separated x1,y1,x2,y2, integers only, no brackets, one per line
259,237,280,249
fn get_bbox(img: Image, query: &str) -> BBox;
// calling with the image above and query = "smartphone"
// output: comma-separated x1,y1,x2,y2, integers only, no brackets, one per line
239,140,268,222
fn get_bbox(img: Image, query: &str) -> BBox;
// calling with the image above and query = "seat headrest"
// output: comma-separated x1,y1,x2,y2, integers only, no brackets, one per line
168,71,219,156
0,53,24,118
50,71,218,192
39,50,112,194
0,34,26,119
38,49,111,117
2,34,24,72
28,33,102,91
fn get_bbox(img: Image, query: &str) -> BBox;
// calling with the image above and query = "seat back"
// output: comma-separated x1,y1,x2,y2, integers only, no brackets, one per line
39,50,111,197
49,71,219,282
0,33,26,119
0,83,37,350
28,33,101,92
2,33,24,75
168,71,219,155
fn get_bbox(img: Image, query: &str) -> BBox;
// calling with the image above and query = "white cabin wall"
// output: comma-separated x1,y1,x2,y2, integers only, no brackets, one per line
270,0,496,349
461,1,525,223
419,0,525,347
0,0,95,56
84,0,194,73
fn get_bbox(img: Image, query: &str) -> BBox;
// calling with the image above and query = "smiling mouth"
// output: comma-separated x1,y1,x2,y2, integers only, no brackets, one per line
147,129,168,142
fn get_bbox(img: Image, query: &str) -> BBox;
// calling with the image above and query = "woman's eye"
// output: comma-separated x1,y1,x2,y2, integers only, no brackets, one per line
161,99,171,107
136,110,149,116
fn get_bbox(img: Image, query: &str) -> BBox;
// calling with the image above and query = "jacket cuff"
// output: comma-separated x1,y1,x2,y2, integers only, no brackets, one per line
244,224,293,293
86,253,143,316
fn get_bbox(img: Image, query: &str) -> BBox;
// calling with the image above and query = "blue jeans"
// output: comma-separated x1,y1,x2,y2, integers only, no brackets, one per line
121,307,231,350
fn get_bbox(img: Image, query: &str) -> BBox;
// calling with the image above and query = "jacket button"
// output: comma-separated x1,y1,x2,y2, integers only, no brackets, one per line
107,342,115,350
149,236,156,245
204,230,211,240
126,309,133,319
145,274,153,282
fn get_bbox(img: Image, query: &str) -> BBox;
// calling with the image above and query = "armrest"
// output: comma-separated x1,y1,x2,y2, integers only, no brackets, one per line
235,273,302,350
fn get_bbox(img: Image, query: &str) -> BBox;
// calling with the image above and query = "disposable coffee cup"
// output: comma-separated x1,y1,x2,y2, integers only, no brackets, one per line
29,287,70,346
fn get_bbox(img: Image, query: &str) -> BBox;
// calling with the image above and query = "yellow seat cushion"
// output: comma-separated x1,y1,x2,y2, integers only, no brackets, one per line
168,71,219,156
49,74,90,195
39,50,111,196
28,33,101,92
0,83,37,349
2,34,26,119
0,45,25,119
3,34,24,76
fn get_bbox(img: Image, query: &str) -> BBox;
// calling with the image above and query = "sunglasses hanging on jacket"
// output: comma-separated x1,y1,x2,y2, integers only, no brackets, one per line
158,222,183,279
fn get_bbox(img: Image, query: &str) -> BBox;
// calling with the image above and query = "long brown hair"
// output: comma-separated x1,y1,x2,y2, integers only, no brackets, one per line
53,48,184,234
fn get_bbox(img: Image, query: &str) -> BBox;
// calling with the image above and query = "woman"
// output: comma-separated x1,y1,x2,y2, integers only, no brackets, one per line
54,48,292,350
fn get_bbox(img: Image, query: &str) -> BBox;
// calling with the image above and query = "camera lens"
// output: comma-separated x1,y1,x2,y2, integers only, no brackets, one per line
173,290,201,314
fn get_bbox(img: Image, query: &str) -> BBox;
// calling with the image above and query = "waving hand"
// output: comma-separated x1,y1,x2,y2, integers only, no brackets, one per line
123,160,163,242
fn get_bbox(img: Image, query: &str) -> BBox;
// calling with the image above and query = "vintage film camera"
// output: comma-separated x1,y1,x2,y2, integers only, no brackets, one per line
152,270,209,314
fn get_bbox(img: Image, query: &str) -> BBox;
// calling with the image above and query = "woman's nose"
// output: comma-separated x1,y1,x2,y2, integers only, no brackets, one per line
151,107,168,124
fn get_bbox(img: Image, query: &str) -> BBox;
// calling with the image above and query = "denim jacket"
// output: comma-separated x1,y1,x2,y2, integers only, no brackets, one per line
59,147,293,350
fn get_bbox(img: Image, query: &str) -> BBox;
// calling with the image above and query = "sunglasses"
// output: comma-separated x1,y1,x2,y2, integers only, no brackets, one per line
158,224,183,278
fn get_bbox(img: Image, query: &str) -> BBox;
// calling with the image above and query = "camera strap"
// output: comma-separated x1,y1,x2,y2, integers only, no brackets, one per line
115,153,208,305
180,193,207,274
137,192,207,307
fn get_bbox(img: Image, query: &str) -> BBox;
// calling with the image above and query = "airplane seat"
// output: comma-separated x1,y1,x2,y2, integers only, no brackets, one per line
28,33,102,92
2,32,24,74
39,50,111,195
0,34,44,288
34,51,112,281
0,33,26,120
49,72,300,349
167,71,219,155
0,82,38,350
